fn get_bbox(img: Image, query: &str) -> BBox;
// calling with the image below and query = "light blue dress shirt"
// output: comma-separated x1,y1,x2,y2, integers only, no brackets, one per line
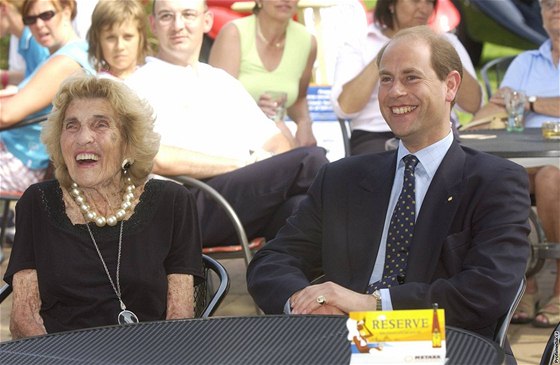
501,39,560,128
371,131,454,310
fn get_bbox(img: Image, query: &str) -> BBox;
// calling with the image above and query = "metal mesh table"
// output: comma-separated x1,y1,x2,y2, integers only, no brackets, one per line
459,128,560,158
0,315,503,365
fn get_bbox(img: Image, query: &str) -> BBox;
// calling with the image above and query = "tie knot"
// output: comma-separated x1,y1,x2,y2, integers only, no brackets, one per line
403,155,419,171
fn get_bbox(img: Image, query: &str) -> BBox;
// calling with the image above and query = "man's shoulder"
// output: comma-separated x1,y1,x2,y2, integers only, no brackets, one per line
326,152,394,177
458,143,526,175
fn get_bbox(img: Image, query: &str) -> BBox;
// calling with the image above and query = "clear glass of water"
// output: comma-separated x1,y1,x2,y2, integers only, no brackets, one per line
265,91,287,123
504,90,527,132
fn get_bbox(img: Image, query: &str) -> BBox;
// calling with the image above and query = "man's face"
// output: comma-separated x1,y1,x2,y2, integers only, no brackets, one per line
540,0,560,39
150,0,213,66
377,37,459,152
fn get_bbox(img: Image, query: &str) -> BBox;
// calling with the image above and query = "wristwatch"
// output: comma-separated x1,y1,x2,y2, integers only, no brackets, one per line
372,290,382,311
528,96,537,112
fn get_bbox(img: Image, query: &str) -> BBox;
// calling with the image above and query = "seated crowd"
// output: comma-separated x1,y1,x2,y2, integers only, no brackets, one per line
0,2,558,363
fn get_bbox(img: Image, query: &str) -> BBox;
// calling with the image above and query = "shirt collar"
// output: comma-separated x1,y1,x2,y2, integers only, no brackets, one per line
397,131,454,179
538,39,555,65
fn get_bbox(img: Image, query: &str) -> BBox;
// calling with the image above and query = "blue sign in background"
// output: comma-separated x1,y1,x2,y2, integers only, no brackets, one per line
307,85,337,122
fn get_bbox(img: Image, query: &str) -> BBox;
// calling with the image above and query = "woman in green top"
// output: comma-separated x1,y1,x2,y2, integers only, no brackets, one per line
209,0,317,147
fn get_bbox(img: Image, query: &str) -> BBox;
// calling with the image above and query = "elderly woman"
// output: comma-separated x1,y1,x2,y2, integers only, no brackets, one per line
4,76,203,339
0,0,94,192
87,0,151,80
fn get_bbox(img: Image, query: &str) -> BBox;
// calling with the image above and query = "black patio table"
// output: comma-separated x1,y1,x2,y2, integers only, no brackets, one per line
459,128,560,163
0,315,504,365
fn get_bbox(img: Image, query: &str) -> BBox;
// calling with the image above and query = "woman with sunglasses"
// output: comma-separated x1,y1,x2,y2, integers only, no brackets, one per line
0,0,94,193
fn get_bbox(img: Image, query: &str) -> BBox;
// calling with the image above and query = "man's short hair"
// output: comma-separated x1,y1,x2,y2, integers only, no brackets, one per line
376,25,463,82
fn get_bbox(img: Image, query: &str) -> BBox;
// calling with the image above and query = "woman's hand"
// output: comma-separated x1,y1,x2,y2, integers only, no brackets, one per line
166,274,194,319
257,93,282,120
10,269,47,339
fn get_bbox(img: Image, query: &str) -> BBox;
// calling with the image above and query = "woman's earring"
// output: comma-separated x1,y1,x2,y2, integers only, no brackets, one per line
121,158,133,173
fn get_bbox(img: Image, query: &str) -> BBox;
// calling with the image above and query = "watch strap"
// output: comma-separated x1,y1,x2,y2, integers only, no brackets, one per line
529,96,537,112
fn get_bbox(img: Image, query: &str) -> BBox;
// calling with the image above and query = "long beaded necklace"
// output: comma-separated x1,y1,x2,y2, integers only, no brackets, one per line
70,176,139,324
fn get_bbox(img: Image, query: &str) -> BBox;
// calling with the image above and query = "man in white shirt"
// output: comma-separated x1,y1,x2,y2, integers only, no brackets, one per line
126,0,328,246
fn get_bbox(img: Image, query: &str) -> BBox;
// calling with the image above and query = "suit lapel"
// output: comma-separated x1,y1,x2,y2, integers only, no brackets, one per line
406,142,467,281
346,153,396,291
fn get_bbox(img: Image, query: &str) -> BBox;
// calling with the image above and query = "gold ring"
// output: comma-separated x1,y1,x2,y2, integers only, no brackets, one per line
316,295,326,305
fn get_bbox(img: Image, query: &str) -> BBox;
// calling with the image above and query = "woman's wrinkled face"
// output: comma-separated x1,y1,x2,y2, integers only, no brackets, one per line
60,98,125,189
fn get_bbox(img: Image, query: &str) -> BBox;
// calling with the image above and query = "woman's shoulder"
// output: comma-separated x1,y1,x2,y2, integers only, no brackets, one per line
18,179,61,207
52,40,94,73
232,14,254,29
22,179,59,195
287,19,313,46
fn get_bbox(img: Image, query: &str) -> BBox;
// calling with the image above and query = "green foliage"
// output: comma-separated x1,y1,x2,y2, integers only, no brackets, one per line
0,36,9,69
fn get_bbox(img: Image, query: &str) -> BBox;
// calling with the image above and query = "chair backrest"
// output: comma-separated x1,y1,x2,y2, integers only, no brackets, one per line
338,118,351,158
169,175,262,266
194,254,230,318
0,282,12,304
493,277,526,349
540,321,560,365
0,254,229,318
480,56,516,99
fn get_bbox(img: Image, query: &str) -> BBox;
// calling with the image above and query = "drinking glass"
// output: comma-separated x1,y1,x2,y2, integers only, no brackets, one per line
504,90,527,132
265,91,287,123
542,121,560,140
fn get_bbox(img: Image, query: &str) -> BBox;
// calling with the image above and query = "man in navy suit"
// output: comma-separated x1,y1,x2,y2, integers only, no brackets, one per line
247,26,530,360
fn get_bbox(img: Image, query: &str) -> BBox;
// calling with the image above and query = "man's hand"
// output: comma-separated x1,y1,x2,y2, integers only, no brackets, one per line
489,87,514,108
290,281,376,315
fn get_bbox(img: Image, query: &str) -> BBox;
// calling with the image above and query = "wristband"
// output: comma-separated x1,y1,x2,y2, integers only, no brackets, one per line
528,96,537,113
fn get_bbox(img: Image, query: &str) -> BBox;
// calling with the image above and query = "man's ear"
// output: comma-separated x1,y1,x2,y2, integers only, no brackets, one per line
149,14,157,36
445,70,461,103
202,9,214,34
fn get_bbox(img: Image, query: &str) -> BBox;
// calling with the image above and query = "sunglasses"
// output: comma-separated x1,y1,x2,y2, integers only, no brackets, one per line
22,10,56,26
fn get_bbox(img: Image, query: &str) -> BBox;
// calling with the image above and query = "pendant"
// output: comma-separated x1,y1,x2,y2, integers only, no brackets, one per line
118,310,139,325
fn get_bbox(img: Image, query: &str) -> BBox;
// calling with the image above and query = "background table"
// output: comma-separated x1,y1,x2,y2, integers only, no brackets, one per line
0,315,503,365
459,128,560,168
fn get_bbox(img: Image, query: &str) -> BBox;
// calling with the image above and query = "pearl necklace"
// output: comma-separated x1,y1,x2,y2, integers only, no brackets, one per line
70,177,136,227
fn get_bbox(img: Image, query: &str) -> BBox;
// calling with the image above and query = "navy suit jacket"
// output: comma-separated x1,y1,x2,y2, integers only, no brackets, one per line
247,140,531,340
